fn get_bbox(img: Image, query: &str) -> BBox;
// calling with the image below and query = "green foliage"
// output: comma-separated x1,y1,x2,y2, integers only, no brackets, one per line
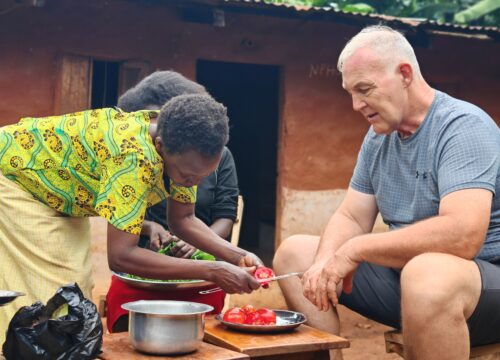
454,0,500,26
263,0,500,26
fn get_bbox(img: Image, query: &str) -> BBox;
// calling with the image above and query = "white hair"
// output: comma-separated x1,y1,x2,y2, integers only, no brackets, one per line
337,25,421,75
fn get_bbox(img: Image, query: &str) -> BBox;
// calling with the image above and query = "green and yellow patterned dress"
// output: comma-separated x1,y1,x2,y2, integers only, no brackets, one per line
0,108,196,342
0,108,197,234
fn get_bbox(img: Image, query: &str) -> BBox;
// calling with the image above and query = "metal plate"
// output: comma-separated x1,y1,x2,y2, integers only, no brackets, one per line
113,271,215,291
215,310,307,333
0,290,25,307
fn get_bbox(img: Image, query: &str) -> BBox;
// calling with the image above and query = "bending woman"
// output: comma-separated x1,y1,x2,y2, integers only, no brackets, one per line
106,71,240,332
0,93,262,344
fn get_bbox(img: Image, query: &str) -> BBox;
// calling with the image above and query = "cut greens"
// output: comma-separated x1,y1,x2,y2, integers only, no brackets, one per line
158,241,216,261
124,274,194,283
124,243,216,282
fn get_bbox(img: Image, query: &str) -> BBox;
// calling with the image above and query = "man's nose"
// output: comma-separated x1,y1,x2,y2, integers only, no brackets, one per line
352,96,366,112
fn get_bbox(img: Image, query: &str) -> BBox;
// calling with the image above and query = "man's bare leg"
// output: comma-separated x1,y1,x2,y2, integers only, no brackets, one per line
274,235,343,360
401,253,481,360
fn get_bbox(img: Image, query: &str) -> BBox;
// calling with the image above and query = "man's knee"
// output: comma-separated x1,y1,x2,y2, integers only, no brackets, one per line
273,234,318,272
401,253,470,318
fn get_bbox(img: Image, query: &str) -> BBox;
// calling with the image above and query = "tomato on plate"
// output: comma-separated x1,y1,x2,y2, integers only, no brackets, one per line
241,304,256,315
222,307,246,324
257,308,277,325
254,267,275,288
244,311,264,325
222,305,277,326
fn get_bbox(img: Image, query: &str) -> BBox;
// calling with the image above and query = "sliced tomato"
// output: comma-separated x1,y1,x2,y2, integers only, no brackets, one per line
241,304,256,315
254,267,274,280
244,311,265,325
257,308,277,325
254,267,275,289
222,307,246,324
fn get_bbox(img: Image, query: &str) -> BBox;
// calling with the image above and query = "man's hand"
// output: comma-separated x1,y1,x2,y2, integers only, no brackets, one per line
315,240,361,311
302,238,362,311
209,262,261,294
302,259,328,308
238,252,265,268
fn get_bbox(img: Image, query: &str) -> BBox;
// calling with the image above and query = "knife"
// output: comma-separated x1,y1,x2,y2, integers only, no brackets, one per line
256,271,303,283
199,272,303,294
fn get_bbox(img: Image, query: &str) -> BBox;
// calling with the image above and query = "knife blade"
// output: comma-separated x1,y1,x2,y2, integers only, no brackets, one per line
199,271,304,294
256,271,303,283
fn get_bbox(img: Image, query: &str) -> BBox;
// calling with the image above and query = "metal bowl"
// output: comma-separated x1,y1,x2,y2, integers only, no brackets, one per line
0,290,25,307
122,300,213,355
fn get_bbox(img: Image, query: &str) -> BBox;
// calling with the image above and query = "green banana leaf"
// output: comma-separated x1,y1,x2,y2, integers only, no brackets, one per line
341,3,375,13
454,0,500,23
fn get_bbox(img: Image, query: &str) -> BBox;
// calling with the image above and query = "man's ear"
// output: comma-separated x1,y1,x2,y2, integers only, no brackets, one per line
399,63,413,88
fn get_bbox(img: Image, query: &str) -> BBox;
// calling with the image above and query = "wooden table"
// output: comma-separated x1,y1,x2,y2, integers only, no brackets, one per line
98,332,249,360
204,316,350,360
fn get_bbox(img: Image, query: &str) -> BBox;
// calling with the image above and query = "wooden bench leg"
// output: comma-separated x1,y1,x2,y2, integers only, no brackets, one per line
384,330,405,358
470,343,500,360
98,294,107,318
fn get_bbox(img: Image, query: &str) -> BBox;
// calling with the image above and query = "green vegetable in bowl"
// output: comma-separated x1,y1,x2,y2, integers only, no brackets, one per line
124,242,215,282
124,273,191,282
158,242,216,261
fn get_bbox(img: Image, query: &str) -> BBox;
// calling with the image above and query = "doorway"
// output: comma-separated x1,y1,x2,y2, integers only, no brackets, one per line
196,60,281,266
91,60,120,109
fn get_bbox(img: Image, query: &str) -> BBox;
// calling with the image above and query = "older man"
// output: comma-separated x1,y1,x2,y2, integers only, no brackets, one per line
274,25,500,360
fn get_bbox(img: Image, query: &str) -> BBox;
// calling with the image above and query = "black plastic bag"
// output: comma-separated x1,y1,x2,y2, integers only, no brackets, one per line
2,283,102,360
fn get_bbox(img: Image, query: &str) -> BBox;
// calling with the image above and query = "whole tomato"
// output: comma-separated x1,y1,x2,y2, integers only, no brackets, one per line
222,307,246,324
257,308,277,325
254,267,275,289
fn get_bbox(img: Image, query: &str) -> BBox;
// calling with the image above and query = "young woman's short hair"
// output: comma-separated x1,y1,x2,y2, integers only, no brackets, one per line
157,94,229,157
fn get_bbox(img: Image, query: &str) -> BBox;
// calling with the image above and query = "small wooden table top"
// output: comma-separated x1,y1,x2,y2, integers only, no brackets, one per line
204,316,349,359
98,332,249,360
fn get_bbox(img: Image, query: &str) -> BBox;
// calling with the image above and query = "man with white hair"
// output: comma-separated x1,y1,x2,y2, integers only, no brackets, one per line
274,25,500,359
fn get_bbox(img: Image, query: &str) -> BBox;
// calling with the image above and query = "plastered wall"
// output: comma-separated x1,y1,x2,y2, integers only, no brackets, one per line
0,0,498,249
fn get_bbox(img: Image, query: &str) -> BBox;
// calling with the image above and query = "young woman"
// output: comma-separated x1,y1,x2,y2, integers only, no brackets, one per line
0,92,262,343
106,71,241,332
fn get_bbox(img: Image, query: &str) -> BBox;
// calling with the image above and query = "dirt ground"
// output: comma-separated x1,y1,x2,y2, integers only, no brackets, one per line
90,218,400,360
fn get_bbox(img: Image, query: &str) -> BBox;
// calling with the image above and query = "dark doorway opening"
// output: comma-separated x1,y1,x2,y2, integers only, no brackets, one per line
91,60,120,109
197,60,281,266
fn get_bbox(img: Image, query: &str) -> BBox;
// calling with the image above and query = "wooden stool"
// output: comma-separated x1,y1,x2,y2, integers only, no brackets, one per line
204,316,349,359
385,330,500,359
98,294,107,318
98,332,249,359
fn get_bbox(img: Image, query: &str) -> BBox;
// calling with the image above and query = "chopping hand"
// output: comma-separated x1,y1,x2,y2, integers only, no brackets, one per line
199,272,303,294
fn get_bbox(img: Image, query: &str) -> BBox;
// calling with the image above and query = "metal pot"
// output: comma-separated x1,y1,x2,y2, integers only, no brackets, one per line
121,300,213,355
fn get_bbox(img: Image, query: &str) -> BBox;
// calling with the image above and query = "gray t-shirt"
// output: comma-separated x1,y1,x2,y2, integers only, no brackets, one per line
350,90,500,261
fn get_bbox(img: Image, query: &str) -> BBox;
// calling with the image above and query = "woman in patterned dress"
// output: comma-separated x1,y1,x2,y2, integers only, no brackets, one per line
106,71,241,332
0,93,262,343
